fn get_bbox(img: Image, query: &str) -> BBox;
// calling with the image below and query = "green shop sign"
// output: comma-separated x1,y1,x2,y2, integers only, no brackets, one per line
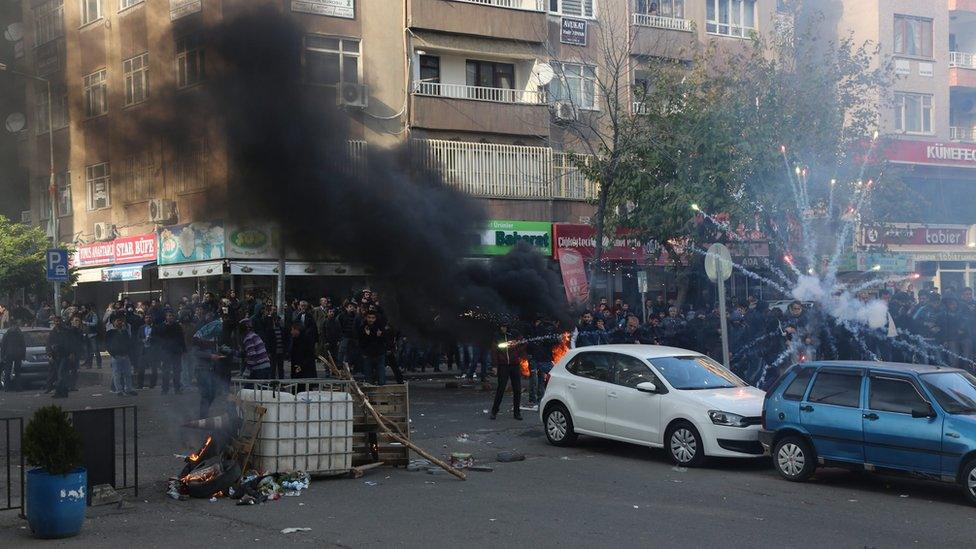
475,220,552,256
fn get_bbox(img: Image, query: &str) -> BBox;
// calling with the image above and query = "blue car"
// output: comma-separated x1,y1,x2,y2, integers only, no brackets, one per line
759,361,976,504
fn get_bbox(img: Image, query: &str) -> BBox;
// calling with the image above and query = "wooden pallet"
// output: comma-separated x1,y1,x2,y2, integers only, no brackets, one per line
352,384,410,466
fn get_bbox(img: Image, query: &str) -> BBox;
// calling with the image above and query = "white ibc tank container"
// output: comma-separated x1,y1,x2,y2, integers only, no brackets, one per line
295,391,353,474
237,388,298,472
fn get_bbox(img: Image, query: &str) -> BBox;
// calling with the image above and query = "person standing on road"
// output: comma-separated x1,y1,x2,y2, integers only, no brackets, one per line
1,319,26,390
240,318,272,380
157,311,186,394
526,316,554,407
136,314,159,390
336,301,360,370
81,305,102,369
358,310,387,385
490,324,523,421
260,305,289,380
106,315,137,396
192,311,223,417
289,320,316,380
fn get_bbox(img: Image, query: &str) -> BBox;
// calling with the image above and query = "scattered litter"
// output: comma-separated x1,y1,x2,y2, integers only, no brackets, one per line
899,494,909,498
468,465,494,472
425,481,437,485
456,433,470,442
384,476,391,480
483,409,490,414
755,517,765,521
848,499,858,503
166,479,188,501
450,453,475,469
237,495,257,505
281,472,311,492
298,503,305,506
560,456,571,461
363,481,378,486
407,459,432,472
427,467,447,475
496,451,525,463
489,519,497,522
209,497,218,502
633,505,639,509
671,480,683,483
91,393,103,397
281,528,311,534
671,466,688,473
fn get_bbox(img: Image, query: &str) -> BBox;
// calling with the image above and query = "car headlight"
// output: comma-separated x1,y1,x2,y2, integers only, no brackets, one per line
708,410,747,427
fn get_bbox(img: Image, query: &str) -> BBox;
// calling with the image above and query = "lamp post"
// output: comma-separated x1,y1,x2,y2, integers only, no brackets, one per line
0,62,59,308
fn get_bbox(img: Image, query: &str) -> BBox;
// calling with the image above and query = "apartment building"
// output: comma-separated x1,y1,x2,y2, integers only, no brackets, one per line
833,0,976,291
12,0,780,299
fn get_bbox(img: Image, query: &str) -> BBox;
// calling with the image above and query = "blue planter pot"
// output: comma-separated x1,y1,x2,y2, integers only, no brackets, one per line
26,467,87,539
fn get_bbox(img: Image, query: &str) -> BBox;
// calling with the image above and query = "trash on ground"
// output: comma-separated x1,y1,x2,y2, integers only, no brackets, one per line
671,466,688,473
456,433,470,442
467,465,494,472
281,527,312,534
496,451,525,463
407,459,432,471
363,481,378,486
450,453,474,469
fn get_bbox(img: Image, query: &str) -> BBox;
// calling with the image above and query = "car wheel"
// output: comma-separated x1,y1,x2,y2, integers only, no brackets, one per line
773,435,816,482
543,403,577,447
961,460,976,506
666,421,705,467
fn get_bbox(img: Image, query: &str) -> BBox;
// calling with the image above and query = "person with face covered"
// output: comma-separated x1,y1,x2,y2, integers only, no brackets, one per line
490,324,523,421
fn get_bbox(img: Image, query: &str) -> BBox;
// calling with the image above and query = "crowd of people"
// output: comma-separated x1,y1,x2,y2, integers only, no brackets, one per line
1,283,975,417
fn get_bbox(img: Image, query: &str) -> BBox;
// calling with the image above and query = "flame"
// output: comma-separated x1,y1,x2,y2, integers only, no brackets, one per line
551,332,571,365
519,358,530,378
188,436,212,463
182,463,220,484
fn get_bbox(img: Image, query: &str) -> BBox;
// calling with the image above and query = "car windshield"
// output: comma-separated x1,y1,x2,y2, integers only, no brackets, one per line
23,331,50,348
647,355,746,390
921,372,976,414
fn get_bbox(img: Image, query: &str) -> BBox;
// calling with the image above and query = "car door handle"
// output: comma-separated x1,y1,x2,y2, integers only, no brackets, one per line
607,391,618,399
568,383,578,390
800,405,813,412
946,432,961,439
863,413,879,421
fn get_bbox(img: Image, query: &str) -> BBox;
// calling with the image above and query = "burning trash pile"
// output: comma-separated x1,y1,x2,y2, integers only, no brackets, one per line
167,433,311,504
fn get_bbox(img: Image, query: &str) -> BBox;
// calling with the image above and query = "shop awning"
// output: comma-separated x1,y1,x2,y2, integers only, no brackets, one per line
228,261,369,277
159,260,225,280
102,262,153,282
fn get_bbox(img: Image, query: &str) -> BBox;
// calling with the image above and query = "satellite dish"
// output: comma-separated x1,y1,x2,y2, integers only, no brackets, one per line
531,62,555,86
4,22,23,42
5,112,26,133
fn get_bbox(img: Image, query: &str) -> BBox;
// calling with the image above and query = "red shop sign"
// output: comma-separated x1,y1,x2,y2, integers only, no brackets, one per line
75,233,157,267
860,224,970,248
552,223,655,262
76,241,116,267
882,139,976,169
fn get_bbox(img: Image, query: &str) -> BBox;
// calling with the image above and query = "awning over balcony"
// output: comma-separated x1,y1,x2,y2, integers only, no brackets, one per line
411,30,545,60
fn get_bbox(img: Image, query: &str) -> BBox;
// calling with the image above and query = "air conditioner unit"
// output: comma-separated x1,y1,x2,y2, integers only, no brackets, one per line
93,222,115,242
337,82,368,108
553,100,577,122
149,198,178,224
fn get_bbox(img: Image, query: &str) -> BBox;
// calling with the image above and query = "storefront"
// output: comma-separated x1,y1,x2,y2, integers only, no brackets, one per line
857,222,976,292
71,233,159,306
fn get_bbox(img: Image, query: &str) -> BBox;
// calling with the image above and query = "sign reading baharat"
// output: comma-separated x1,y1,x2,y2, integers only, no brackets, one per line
475,220,552,256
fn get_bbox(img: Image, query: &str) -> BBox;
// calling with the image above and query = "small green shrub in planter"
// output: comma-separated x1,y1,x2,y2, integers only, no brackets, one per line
24,405,83,474
24,406,87,539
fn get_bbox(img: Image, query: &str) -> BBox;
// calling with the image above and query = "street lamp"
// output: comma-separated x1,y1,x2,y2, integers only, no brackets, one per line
0,62,59,307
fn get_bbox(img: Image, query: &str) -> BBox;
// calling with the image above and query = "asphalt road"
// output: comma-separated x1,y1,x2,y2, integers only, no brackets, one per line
2,371,976,548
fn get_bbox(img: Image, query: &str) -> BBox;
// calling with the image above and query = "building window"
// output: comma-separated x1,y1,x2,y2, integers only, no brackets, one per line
551,62,597,110
549,0,594,18
119,0,143,10
419,55,440,84
35,83,68,134
894,92,933,134
465,60,515,89
37,177,51,220
86,162,110,210
33,0,64,46
83,69,107,117
56,173,71,217
706,0,756,37
635,0,684,18
122,154,152,203
79,0,102,26
176,35,205,88
304,36,361,87
172,140,207,193
123,52,149,106
894,15,933,58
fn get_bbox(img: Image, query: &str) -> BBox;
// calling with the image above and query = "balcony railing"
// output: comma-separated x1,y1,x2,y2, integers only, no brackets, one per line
347,140,368,176
950,126,976,142
950,51,976,69
448,0,544,11
414,139,598,200
632,13,693,32
413,81,546,104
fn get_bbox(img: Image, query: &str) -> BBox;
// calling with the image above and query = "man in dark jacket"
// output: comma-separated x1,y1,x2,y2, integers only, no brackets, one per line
526,317,553,406
259,305,290,380
46,316,73,397
156,311,187,394
336,301,360,369
358,310,387,385
1,320,27,390
490,324,523,421
106,315,137,396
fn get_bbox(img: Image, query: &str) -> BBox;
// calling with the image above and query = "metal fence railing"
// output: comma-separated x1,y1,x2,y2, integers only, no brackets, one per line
66,406,138,501
0,416,24,515
632,13,693,31
448,0,544,11
950,51,975,69
413,81,547,105
949,126,976,143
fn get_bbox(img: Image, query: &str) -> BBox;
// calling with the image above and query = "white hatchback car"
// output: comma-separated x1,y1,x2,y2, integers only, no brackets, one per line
540,345,766,466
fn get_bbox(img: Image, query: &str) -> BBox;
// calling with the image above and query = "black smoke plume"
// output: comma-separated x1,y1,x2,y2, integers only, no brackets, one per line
156,7,568,334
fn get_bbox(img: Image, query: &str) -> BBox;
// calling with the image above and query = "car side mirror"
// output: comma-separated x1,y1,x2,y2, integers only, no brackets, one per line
636,381,658,394
911,406,936,419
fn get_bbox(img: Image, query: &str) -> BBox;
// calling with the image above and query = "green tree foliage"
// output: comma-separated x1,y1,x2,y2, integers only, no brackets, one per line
23,406,83,475
0,215,52,297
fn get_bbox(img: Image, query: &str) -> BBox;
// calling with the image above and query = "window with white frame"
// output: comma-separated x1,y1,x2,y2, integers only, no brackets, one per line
706,0,756,37
56,173,71,217
550,62,597,110
35,83,68,134
79,0,102,26
123,53,149,105
122,154,151,202
119,0,144,10
83,69,107,117
894,15,933,58
86,162,110,210
635,0,684,18
304,36,361,87
894,92,933,134
33,0,64,46
549,0,594,18
176,35,205,88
